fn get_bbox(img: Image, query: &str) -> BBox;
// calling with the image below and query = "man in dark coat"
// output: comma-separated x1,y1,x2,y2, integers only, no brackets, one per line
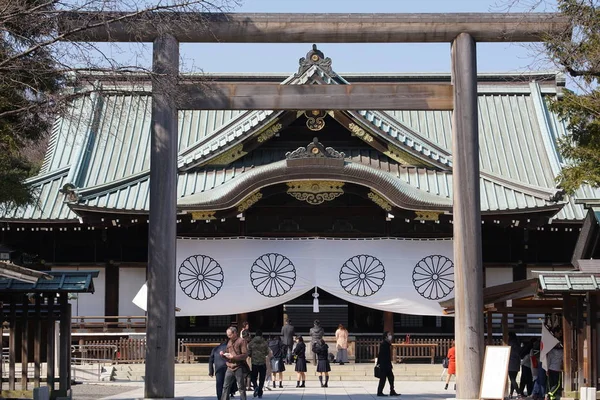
209,341,237,400
376,331,400,397
281,319,296,365
309,319,324,364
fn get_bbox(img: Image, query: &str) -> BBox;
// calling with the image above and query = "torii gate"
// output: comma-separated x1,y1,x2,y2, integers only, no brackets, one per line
64,13,570,400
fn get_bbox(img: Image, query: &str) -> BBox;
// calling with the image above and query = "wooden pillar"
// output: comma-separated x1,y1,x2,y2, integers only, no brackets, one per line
486,311,493,345
384,311,394,336
584,293,593,385
501,313,509,344
46,296,55,394
58,294,71,394
21,294,29,390
34,295,41,388
451,32,484,400
563,294,573,392
9,297,16,390
145,33,179,399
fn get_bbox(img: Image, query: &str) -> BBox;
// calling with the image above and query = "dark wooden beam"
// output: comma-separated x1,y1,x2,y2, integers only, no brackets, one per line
60,12,571,43
178,83,454,111
563,294,573,392
145,33,179,399
58,295,71,394
451,32,484,400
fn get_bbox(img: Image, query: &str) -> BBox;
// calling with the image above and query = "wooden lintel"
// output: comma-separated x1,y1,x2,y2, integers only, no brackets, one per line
177,83,453,111
60,12,571,43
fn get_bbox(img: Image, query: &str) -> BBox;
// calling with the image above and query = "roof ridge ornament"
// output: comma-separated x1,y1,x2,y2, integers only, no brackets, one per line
286,137,345,160
298,44,333,75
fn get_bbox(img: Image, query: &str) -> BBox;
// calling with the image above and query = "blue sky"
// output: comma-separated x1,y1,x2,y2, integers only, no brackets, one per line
104,0,561,75
176,0,560,74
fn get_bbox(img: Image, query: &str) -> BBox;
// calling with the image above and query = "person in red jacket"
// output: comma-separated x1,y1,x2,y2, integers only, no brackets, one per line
445,339,456,390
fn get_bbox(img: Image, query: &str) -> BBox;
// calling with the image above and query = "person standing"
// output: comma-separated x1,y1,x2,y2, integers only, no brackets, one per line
309,319,324,365
546,343,564,400
518,338,535,397
281,319,296,365
312,338,331,387
240,321,252,392
220,326,249,400
335,324,349,365
247,330,269,399
376,331,400,397
209,341,236,400
444,339,456,391
268,335,286,388
507,332,523,399
293,336,307,388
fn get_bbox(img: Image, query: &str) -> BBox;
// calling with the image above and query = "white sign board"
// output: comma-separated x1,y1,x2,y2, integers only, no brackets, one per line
479,345,510,400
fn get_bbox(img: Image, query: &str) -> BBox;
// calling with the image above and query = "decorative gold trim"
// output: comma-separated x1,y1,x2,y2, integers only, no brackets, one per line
367,191,392,212
237,192,263,213
348,122,374,143
206,143,247,166
191,211,216,220
256,123,283,143
304,110,326,131
286,181,344,205
384,143,426,166
414,211,441,221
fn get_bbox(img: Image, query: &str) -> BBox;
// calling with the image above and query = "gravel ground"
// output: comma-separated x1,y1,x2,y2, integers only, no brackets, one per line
71,383,139,400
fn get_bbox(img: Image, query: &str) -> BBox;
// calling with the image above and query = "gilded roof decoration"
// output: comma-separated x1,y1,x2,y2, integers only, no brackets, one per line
191,211,216,221
286,181,344,205
298,44,333,75
304,110,327,131
237,192,263,213
348,122,374,143
414,211,442,221
205,143,247,166
285,137,345,160
256,123,283,143
368,191,393,212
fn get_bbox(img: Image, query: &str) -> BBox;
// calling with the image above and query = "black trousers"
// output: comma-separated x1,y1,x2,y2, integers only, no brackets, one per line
508,371,521,396
251,364,267,396
377,368,395,395
548,370,562,400
222,368,247,400
518,365,533,395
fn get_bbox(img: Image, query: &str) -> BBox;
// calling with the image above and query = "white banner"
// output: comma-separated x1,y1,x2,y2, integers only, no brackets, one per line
133,237,455,317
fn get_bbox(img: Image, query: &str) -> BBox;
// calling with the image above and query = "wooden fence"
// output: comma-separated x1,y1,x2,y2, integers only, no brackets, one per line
73,335,506,364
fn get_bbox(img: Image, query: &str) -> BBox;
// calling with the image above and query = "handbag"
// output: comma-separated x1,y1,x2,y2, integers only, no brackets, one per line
374,363,381,378
270,358,280,372
442,357,449,369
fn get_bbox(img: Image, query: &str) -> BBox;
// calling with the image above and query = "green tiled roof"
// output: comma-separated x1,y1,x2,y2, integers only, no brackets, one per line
1,52,596,222
0,270,99,293
538,272,600,292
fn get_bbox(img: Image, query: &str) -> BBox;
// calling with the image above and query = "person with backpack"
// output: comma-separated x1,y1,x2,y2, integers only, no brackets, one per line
312,338,331,388
268,335,285,388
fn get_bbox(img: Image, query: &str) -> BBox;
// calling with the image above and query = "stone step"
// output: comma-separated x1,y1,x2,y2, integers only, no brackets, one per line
112,363,447,382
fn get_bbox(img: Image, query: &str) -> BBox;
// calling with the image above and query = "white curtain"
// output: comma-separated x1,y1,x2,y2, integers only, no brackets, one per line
134,237,455,317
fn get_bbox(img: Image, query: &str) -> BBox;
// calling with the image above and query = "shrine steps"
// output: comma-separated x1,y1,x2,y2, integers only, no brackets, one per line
112,363,446,382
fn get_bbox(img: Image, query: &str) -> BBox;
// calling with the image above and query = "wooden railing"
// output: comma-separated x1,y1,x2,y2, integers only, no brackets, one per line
70,335,505,364
72,316,147,332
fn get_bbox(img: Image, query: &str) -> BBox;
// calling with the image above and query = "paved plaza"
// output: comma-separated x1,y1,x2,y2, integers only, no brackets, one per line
77,380,456,400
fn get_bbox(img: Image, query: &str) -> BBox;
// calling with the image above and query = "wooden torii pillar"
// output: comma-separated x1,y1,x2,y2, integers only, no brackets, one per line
61,12,570,400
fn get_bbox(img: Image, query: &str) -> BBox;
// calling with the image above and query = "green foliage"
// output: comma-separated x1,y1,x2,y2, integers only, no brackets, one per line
546,0,600,193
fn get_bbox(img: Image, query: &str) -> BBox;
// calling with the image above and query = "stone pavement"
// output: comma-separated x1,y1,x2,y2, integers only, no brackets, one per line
92,380,456,400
